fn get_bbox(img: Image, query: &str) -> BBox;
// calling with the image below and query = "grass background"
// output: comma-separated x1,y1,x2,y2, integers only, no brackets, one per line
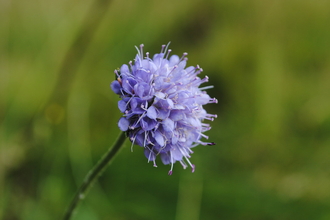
1,0,330,219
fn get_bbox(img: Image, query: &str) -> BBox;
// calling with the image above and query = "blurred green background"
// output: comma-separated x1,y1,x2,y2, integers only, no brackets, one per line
1,0,330,219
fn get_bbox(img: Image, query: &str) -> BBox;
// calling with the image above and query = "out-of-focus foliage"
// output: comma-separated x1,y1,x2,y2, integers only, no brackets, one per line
1,0,330,219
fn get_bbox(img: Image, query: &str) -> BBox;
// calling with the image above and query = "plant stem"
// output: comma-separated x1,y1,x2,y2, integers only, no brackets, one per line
63,131,126,220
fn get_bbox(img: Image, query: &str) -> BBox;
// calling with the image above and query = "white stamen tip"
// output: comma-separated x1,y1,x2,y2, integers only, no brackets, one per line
191,164,195,173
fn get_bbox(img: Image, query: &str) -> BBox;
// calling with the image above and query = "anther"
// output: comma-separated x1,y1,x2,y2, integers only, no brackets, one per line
161,44,166,54
179,52,188,62
140,44,144,59
165,49,172,59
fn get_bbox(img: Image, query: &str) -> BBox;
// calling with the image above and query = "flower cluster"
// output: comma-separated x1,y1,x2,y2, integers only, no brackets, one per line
111,43,217,174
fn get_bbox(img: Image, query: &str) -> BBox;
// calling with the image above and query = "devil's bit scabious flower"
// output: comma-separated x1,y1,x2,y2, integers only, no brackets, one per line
110,43,217,175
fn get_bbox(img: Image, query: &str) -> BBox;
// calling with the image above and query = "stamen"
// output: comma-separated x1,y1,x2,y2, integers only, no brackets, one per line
125,79,135,91
195,67,203,75
130,112,146,129
186,66,199,74
179,52,188,62
119,88,125,97
199,85,214,90
177,147,194,172
147,150,153,162
179,145,193,156
140,44,144,59
165,49,172,60
161,44,166,54
125,96,135,108
183,154,195,172
201,126,212,132
205,113,217,121
135,46,139,55
210,98,218,104
201,76,209,84
191,164,195,173
145,145,155,162
166,65,178,78
168,151,174,175
163,42,171,55
144,131,149,147
197,140,215,146
186,76,208,89
198,132,209,139
205,114,218,121
114,69,121,78
201,122,211,127
130,135,136,152
180,160,188,169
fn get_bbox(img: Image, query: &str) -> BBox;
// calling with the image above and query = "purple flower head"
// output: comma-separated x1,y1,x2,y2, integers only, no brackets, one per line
110,43,217,175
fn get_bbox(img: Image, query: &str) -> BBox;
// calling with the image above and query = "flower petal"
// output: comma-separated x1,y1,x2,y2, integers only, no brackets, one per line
147,106,158,119
120,64,130,74
162,118,174,132
110,81,121,94
118,100,127,113
141,117,157,131
154,131,165,147
118,117,129,131
169,110,185,121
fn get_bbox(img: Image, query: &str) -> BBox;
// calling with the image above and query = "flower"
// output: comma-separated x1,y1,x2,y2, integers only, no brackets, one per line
110,43,217,175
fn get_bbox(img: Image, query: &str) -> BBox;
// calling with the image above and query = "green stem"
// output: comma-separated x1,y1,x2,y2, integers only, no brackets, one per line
63,131,126,220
